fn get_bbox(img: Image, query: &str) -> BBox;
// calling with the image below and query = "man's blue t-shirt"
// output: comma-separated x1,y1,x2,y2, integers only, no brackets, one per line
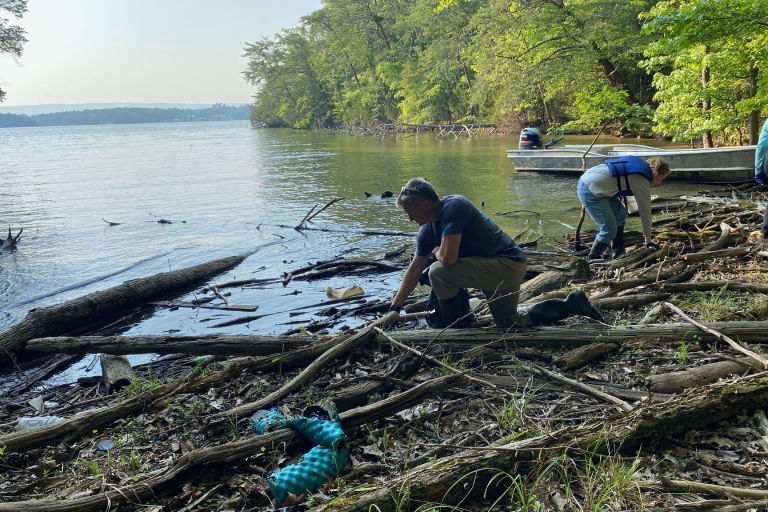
415,195,526,263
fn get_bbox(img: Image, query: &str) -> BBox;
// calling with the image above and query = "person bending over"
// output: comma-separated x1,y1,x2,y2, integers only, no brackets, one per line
578,156,670,260
389,178,603,328
755,118,768,244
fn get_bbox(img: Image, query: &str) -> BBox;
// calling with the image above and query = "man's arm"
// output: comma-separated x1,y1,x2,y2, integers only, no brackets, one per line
436,234,462,266
391,254,430,308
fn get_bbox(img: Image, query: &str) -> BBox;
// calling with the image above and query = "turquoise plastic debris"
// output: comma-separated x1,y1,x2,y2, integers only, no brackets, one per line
254,400,350,503
252,408,287,435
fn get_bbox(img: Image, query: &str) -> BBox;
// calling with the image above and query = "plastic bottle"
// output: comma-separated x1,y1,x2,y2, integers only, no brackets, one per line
16,416,65,431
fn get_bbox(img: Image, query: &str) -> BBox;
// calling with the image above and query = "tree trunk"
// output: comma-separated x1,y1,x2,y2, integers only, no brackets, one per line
312,373,768,512
591,292,671,310
394,321,768,348
702,46,714,148
27,334,311,357
647,359,752,394
552,343,618,371
519,271,566,302
0,255,245,369
749,64,760,144
99,354,134,393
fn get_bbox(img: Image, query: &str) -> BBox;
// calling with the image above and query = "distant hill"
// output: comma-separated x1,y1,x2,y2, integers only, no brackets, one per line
0,103,248,116
0,104,251,128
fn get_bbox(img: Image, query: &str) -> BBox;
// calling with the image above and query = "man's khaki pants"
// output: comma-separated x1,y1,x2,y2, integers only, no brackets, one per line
428,257,528,328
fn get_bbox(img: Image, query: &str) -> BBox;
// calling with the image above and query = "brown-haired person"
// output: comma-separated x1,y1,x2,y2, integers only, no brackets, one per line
389,178,603,329
578,156,671,260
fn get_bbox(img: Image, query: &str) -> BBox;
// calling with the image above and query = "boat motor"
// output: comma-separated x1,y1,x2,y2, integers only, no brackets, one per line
519,128,543,150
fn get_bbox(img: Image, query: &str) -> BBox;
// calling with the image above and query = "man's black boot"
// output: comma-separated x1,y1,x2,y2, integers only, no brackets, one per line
611,225,626,260
588,239,609,260
518,288,603,326
437,288,475,328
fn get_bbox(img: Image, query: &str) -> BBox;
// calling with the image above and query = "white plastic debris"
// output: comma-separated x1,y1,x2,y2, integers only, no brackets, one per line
16,416,65,431
355,369,369,377
28,396,45,413
326,284,364,299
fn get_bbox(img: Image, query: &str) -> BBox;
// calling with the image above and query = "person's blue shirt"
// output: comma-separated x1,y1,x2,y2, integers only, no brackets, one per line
756,118,768,184
415,195,526,263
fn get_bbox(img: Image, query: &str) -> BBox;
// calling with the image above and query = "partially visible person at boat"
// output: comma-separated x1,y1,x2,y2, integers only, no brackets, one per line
578,156,670,260
756,118,768,243
390,178,603,328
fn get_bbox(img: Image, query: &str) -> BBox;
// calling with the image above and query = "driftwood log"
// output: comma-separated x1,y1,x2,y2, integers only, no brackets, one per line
552,342,619,370
314,373,768,512
99,354,134,393
591,292,671,310
518,270,566,303
27,334,311,357
0,373,468,512
0,255,245,369
525,252,590,279
394,321,768,348
647,359,753,394
655,280,768,294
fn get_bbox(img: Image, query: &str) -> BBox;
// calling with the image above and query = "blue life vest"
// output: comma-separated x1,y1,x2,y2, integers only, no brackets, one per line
605,155,652,199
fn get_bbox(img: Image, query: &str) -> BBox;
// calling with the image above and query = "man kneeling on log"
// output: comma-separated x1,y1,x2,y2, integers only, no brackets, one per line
389,178,603,328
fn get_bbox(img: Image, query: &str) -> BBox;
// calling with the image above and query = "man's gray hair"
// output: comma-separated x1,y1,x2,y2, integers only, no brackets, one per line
395,178,439,208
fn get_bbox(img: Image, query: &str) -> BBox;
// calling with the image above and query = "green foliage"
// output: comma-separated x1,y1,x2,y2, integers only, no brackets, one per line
0,0,28,102
242,0,768,140
641,0,768,143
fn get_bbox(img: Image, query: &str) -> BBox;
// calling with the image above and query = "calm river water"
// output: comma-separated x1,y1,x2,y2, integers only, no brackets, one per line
0,121,702,380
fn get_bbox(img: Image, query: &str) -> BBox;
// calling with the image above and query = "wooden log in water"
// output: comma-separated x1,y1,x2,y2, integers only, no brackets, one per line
27,334,310,356
0,255,245,369
99,354,134,393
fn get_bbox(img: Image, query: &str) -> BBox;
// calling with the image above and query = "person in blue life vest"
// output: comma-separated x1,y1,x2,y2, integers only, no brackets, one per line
755,118,768,243
578,156,671,260
389,178,604,329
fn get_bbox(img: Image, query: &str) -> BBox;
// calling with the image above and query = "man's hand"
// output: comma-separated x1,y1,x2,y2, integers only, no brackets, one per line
391,254,430,309
436,234,462,266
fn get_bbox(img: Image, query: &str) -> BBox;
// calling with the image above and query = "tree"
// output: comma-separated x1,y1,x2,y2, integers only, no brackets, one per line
0,0,28,102
641,0,768,144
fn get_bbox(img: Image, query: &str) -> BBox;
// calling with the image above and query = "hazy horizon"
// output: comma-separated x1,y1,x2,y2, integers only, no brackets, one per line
0,0,322,107
0,103,249,116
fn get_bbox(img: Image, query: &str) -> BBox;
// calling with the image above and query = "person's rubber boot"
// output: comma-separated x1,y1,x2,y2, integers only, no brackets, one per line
437,288,475,329
588,239,609,260
611,225,626,260
518,288,604,326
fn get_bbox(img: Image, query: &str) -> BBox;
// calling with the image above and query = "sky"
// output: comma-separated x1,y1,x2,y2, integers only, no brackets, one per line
0,0,323,107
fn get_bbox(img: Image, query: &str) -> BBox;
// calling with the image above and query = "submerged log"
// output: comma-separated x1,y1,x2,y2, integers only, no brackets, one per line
99,354,134,393
27,334,310,357
0,255,245,369
314,373,768,512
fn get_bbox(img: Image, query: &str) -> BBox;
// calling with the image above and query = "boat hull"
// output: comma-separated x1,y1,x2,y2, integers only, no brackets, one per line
506,145,756,183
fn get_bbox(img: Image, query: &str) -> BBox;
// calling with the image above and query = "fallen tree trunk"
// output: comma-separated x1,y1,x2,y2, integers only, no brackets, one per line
655,280,768,294
0,255,245,369
647,359,752,394
0,373,468,512
99,354,133,393
314,373,768,512
26,334,311,357
519,271,566,302
552,343,619,371
592,292,671,310
525,252,590,280
393,321,768,348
